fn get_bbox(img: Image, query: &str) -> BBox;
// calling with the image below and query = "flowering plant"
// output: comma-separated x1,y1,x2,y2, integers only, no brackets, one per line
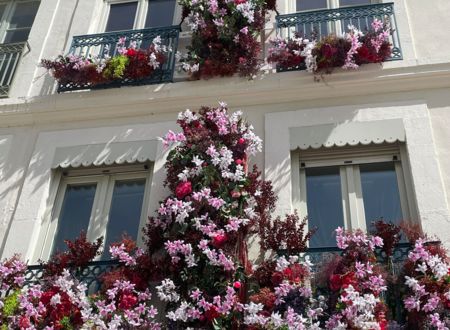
41,36,166,88
268,19,392,76
179,0,276,79
317,228,389,330
402,238,450,329
244,255,326,329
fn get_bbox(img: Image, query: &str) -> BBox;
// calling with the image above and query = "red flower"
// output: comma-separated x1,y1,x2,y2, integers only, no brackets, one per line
118,293,138,309
19,316,31,328
271,271,284,286
212,234,228,248
175,181,192,199
238,138,245,144
126,48,137,57
233,281,241,289
205,306,220,321
234,0,247,4
235,159,243,165
329,274,342,291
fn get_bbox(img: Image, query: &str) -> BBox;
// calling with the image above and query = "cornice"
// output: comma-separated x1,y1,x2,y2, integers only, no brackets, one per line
1,62,450,128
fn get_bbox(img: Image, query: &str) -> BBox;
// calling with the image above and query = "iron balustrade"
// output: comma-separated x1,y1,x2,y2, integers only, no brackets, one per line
276,2,402,71
0,42,26,97
58,25,180,92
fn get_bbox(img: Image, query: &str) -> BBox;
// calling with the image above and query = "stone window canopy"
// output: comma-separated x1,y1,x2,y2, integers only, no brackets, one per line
289,119,406,150
51,140,159,169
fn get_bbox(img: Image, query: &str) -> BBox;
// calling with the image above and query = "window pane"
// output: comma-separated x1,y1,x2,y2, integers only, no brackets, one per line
8,1,40,29
0,4,7,21
360,162,403,230
4,28,31,43
296,0,328,11
145,0,176,28
306,167,344,248
102,179,146,259
339,0,372,7
105,2,138,32
52,183,97,254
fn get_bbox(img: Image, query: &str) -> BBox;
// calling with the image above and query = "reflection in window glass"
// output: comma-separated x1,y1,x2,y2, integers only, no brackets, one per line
145,0,176,28
3,1,40,43
360,162,403,230
105,2,138,32
102,179,146,259
306,167,344,248
52,184,97,254
339,0,372,7
296,0,328,11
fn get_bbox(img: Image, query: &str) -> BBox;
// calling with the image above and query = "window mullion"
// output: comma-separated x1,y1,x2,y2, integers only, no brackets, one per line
394,161,411,221
340,166,351,229
86,176,111,250
135,0,147,29
353,165,367,231
344,165,363,230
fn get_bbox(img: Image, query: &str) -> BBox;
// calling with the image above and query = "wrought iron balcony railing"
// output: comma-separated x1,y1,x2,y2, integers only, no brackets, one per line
0,42,27,97
276,2,402,71
58,25,180,93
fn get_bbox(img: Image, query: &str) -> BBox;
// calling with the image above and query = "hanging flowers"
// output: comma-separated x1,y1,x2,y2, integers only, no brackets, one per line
268,19,392,76
179,0,276,79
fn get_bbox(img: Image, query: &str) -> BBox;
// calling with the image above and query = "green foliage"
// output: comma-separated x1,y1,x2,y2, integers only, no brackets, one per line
2,289,20,317
103,55,129,79
60,316,74,330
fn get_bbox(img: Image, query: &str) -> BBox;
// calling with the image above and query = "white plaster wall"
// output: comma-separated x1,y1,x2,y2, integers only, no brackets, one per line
405,0,450,65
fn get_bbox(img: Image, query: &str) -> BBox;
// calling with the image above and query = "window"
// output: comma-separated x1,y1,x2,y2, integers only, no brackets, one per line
102,0,176,32
296,144,414,248
294,0,379,37
0,0,40,43
42,165,152,260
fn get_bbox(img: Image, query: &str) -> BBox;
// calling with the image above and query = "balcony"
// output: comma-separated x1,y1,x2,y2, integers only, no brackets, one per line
0,42,27,97
275,2,402,72
57,25,180,93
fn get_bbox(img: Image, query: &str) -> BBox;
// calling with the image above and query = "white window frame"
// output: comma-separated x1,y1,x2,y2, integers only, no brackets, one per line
291,144,416,243
98,0,180,33
38,164,153,261
0,0,40,44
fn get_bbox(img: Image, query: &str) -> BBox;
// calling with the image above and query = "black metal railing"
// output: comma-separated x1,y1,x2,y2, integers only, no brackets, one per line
0,42,26,97
276,2,402,71
58,25,180,92
24,260,121,292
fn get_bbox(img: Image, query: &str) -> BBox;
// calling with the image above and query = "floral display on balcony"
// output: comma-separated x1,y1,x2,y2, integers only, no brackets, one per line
268,19,392,76
41,36,166,88
178,0,276,79
1,104,450,329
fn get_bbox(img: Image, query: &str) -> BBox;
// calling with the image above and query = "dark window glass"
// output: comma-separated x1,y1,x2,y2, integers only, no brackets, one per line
339,0,372,7
145,0,176,28
3,1,40,43
360,162,403,230
102,179,146,259
296,0,327,11
52,184,97,254
105,2,138,32
306,166,345,248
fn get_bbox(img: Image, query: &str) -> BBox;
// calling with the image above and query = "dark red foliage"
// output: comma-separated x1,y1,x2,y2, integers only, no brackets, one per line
260,211,316,255
41,232,103,278
371,220,401,257
253,260,277,288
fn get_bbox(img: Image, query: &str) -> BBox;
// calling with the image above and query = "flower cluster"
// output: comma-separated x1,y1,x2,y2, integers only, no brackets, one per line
320,228,388,330
41,36,165,88
402,239,450,329
268,19,392,76
244,255,325,329
179,0,276,79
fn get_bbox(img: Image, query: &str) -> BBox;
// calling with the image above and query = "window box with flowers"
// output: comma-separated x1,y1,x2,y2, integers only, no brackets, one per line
41,25,180,92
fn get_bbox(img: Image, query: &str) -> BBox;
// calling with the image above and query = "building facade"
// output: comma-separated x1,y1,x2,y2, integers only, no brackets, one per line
0,0,450,263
